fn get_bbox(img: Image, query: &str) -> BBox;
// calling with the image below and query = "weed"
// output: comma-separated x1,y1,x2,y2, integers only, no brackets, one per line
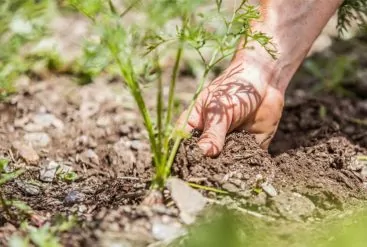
70,0,276,188
8,215,77,247
57,170,78,183
0,157,27,221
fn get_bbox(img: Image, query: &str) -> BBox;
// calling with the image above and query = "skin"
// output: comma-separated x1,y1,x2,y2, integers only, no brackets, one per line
179,0,344,157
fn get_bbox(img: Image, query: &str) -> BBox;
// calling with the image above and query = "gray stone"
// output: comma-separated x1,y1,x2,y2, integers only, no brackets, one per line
15,180,41,196
167,178,206,216
32,113,64,129
39,161,59,182
222,183,240,193
24,132,51,148
64,190,86,206
130,140,143,151
12,141,39,164
79,149,100,165
272,192,315,221
261,182,278,197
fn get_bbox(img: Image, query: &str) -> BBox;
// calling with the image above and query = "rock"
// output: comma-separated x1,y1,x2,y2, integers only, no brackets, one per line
78,149,100,165
39,161,59,182
130,140,143,151
24,132,51,148
12,141,39,164
261,182,278,197
119,125,131,135
167,178,206,217
79,102,99,119
222,183,240,193
151,221,185,242
75,135,97,148
271,192,315,221
64,190,86,206
15,180,41,196
32,113,64,130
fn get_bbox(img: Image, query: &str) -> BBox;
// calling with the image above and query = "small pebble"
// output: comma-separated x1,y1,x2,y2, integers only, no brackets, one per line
130,140,143,151
39,161,59,182
261,182,278,197
79,149,100,165
222,183,240,193
24,132,51,148
16,180,41,196
64,190,86,206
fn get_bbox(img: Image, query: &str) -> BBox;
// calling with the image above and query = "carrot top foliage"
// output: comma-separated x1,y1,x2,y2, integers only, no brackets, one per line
69,0,276,188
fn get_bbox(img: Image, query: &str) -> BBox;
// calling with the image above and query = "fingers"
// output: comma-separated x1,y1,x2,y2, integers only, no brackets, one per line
198,98,232,157
176,94,206,134
244,87,284,149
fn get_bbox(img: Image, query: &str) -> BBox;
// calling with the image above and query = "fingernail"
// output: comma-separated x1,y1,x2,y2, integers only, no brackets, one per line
198,141,212,156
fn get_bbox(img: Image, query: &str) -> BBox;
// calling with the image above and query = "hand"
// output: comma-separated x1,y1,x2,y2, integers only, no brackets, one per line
178,61,284,157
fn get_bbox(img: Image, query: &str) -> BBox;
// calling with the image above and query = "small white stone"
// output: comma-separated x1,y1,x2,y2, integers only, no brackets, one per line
39,161,59,182
167,178,206,216
261,182,278,197
24,132,51,148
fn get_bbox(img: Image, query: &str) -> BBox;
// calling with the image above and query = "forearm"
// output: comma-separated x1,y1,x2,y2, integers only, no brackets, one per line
234,0,344,94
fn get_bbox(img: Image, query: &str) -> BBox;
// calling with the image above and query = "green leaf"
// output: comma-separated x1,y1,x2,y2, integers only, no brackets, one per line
0,158,9,172
0,169,24,185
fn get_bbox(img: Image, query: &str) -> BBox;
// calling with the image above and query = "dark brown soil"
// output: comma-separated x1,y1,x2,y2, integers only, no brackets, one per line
174,94,367,213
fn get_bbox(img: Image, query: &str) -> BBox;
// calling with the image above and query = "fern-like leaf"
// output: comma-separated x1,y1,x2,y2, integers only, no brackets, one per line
337,0,367,36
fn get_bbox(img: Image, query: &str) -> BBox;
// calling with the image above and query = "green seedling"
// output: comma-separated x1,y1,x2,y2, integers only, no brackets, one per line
57,170,78,183
0,157,32,221
70,0,276,188
8,215,77,247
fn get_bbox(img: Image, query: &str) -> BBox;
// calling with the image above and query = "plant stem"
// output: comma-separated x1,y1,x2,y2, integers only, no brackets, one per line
109,46,160,167
155,53,164,166
164,44,184,135
188,182,229,194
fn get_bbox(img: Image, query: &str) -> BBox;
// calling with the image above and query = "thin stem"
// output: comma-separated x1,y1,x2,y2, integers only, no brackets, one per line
188,182,229,194
155,53,164,166
164,44,184,135
108,43,160,167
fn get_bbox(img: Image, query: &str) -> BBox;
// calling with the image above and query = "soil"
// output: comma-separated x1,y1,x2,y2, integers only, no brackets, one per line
0,36,367,246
